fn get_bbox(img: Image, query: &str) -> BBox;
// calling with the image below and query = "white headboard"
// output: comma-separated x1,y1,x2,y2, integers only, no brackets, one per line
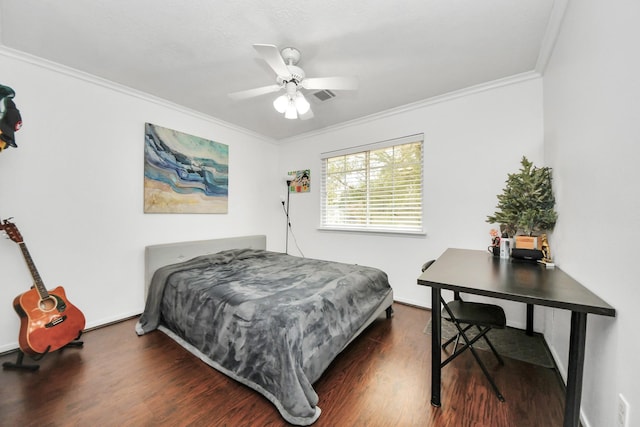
144,235,267,297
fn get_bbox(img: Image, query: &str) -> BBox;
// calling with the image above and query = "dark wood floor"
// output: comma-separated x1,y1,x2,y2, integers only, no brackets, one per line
0,304,565,426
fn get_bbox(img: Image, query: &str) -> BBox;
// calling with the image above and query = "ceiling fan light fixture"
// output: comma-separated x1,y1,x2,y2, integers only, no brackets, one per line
294,92,310,114
232,44,357,122
273,94,289,113
284,101,298,119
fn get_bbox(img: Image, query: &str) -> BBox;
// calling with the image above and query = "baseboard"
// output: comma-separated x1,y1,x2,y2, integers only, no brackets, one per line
84,311,142,332
0,342,19,355
546,344,591,427
0,311,142,356
392,296,429,309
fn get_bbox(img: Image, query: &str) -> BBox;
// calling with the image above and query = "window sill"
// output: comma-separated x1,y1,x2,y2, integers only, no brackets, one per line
317,226,427,238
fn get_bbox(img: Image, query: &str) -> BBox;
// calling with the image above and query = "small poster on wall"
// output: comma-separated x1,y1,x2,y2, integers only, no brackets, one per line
144,123,229,213
288,169,310,193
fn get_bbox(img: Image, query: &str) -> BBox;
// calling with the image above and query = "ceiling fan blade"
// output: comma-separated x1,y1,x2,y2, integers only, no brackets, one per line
300,107,314,120
228,84,281,101
253,44,291,78
302,76,358,91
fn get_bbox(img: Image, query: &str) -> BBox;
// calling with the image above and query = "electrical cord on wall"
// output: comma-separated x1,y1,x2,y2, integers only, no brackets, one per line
281,201,305,258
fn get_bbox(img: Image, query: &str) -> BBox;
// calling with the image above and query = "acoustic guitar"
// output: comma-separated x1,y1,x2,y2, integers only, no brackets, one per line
1,218,85,356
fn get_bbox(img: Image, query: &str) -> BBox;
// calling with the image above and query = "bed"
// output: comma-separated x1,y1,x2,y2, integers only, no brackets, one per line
135,236,394,425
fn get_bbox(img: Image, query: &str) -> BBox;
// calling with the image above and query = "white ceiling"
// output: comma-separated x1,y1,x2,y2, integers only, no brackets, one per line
0,0,556,141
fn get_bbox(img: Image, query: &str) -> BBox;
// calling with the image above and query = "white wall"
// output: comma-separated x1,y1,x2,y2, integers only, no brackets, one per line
2,7,629,422
0,50,282,352
543,1,640,426
278,76,545,324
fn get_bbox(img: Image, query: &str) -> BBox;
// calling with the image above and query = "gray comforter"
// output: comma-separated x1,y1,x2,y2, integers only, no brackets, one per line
136,249,392,425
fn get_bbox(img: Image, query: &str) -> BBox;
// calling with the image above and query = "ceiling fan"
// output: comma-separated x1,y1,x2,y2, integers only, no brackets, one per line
228,44,358,120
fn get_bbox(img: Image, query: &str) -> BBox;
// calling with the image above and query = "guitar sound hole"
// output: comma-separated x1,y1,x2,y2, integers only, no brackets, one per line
39,296,57,311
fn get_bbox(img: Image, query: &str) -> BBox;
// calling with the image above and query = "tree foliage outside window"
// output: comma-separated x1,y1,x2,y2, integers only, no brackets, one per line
321,138,423,234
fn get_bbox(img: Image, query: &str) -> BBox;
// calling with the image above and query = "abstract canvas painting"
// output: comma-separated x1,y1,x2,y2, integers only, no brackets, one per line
144,123,228,213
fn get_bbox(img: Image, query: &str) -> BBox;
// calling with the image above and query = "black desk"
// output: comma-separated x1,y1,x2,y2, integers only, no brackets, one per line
417,248,615,427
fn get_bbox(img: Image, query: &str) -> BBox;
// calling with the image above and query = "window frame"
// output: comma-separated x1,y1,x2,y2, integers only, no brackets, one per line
319,134,425,236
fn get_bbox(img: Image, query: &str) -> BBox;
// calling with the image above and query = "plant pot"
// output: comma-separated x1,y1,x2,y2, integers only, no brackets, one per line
515,235,538,250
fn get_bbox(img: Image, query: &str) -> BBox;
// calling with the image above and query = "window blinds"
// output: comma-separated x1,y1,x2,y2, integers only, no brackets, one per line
320,134,424,234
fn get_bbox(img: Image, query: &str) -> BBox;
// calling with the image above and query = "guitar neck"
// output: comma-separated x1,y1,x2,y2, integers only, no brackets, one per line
17,242,49,299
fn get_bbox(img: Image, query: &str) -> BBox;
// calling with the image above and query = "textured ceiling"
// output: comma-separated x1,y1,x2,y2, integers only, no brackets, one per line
0,0,556,141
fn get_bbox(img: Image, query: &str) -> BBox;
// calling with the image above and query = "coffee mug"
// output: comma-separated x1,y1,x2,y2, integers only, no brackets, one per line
499,238,511,259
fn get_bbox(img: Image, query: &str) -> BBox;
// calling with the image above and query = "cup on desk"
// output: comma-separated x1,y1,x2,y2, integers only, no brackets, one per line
488,246,500,257
499,238,511,259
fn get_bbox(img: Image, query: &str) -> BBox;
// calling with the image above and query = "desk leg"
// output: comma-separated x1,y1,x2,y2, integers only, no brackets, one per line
564,311,587,427
526,304,534,336
431,287,442,407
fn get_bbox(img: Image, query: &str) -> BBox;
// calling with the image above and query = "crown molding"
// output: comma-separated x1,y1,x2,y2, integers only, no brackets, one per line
535,0,570,74
0,45,276,144
280,71,542,144
1,44,545,146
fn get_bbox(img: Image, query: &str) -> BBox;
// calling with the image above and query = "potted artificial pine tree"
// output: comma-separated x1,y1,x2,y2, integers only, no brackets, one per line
486,156,558,253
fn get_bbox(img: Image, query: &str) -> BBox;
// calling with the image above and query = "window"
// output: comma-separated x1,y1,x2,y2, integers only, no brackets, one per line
320,134,424,234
